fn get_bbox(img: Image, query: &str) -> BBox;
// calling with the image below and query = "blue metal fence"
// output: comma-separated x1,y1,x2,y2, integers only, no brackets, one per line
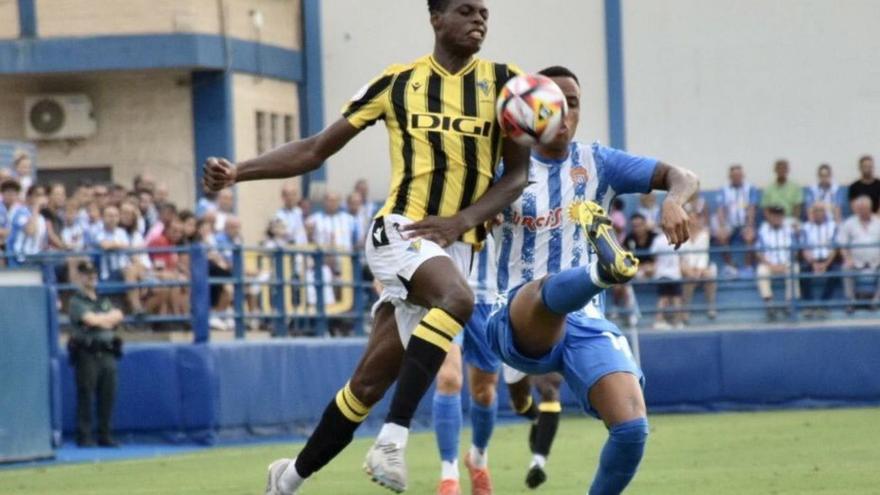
6,239,880,340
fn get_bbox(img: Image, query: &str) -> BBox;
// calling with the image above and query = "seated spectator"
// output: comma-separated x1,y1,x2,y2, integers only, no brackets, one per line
154,182,170,206
805,163,844,222
145,202,177,244
680,208,717,321
81,200,104,244
353,179,378,242
137,189,158,233
197,217,234,331
847,155,880,213
90,205,148,316
755,205,798,321
178,210,197,244
274,182,308,245
624,213,656,275
214,189,235,232
799,202,839,318
11,152,33,200
214,216,262,327
609,197,627,243
60,201,89,283
650,232,683,329
196,191,218,218
837,196,880,309
637,192,660,231
761,159,803,220
109,184,127,208
6,185,48,266
0,179,23,265
43,182,67,250
712,164,758,274
146,216,187,315
307,191,359,252
346,191,367,246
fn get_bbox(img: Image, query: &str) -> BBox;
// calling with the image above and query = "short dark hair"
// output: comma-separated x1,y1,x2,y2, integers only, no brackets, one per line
1,179,21,193
818,163,832,174
25,184,44,198
538,66,580,86
859,154,874,166
178,209,195,222
427,0,450,13
630,213,646,222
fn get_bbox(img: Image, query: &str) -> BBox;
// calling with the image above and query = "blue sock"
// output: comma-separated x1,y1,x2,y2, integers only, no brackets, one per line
589,417,649,495
432,392,462,462
541,265,605,315
470,399,497,451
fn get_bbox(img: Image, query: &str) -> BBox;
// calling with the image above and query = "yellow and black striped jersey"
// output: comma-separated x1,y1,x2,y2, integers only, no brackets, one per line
342,54,521,245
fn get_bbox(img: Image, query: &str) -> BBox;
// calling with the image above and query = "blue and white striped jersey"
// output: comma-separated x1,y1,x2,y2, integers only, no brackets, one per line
469,234,497,305
800,220,837,260
494,141,658,316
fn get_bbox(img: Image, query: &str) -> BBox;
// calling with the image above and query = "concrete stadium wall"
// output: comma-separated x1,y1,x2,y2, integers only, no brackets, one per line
319,0,609,203
55,327,880,443
35,0,302,50
0,71,195,205
0,0,19,39
623,0,880,189
232,73,302,242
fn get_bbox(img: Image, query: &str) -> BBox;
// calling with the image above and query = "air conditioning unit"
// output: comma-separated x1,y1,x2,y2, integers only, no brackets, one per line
24,94,97,140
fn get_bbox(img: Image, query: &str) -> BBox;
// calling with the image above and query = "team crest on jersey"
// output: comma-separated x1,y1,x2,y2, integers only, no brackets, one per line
570,167,589,185
407,239,422,252
477,79,491,96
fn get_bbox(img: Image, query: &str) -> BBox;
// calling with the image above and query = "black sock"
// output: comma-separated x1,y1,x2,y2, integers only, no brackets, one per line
532,403,561,457
295,383,369,477
385,308,463,427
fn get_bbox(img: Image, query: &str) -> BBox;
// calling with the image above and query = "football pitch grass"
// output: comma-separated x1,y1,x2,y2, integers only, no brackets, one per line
2,407,878,495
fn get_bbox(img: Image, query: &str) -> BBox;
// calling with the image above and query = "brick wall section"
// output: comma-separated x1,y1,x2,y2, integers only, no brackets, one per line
232,73,300,243
35,0,301,50
0,71,195,206
0,0,20,39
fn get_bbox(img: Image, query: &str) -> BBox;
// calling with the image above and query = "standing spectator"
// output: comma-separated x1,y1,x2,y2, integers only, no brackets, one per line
307,191,359,251
0,179,23,263
755,205,798,321
712,164,758,274
799,202,839,318
761,159,803,220
44,183,68,245
346,191,368,246
67,261,123,447
214,189,235,231
354,178,378,220
6,185,48,266
12,152,33,200
274,182,308,245
90,205,147,315
848,155,880,213
178,210,198,243
680,208,718,321
154,182,170,207
138,189,158,233
92,184,110,211
637,192,660,231
805,164,844,222
837,196,880,309
132,173,155,194
109,184,127,208
650,232,683,329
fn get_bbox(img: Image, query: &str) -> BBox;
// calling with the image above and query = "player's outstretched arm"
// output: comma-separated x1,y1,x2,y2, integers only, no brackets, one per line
202,118,360,192
401,139,530,246
650,162,700,248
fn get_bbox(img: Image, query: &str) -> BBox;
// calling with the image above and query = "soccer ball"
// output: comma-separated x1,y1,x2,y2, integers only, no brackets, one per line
496,74,567,146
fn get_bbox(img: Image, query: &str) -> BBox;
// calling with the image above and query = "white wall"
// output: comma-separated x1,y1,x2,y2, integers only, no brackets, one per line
623,0,880,190
320,0,609,202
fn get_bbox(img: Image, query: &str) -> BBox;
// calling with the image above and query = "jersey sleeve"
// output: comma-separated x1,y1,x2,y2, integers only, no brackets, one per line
341,67,397,130
592,144,658,195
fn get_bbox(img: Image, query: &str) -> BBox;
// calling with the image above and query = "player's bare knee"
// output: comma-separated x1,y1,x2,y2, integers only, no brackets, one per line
436,366,463,395
435,287,474,326
471,384,496,407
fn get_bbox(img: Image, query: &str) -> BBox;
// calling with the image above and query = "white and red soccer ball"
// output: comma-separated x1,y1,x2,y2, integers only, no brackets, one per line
496,74,567,146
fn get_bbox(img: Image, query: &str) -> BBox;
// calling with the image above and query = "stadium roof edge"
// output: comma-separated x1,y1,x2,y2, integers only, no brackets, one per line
0,34,303,82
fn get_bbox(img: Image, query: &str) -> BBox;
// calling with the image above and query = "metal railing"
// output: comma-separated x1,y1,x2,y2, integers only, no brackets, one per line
5,239,880,338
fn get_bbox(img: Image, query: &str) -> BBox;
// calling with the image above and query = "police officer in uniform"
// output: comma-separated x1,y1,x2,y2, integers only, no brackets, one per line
68,261,124,447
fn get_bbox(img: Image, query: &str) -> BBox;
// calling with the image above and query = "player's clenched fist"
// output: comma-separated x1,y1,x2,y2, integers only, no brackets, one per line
660,198,690,248
203,157,237,192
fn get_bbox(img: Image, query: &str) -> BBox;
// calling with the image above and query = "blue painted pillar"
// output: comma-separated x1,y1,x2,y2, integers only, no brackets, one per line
191,71,235,202
299,0,326,196
604,0,627,150
18,0,36,38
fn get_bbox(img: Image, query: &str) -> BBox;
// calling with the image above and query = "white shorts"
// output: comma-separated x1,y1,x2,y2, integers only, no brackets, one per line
366,214,474,346
502,363,527,385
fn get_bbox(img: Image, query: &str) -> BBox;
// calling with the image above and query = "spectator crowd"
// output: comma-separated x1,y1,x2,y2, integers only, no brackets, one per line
2,149,880,333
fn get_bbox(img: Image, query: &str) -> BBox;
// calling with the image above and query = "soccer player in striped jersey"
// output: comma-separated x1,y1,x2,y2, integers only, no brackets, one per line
203,1,530,493
484,66,699,494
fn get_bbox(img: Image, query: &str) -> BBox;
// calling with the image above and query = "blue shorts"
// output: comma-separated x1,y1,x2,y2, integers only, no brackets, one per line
452,303,501,373
486,286,643,418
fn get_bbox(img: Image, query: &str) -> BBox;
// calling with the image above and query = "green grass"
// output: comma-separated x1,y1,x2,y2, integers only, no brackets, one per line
2,408,878,495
